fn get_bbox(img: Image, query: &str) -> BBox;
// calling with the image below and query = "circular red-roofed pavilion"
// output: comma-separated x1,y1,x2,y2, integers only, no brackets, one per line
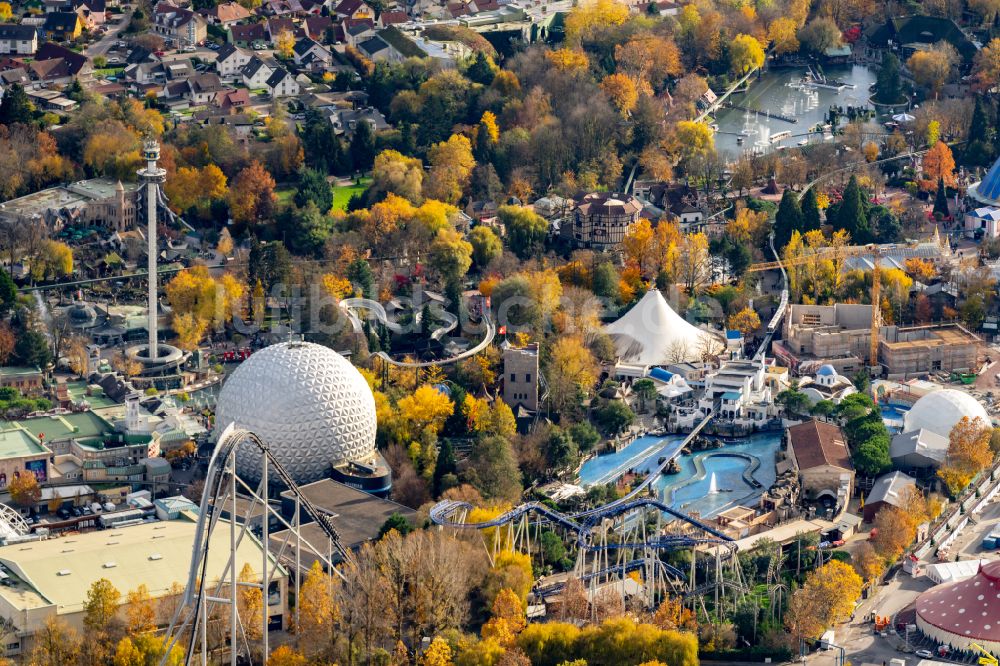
917,559,1000,654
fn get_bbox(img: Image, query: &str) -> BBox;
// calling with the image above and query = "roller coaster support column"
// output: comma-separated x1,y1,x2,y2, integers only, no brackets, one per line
229,452,238,666
261,451,269,660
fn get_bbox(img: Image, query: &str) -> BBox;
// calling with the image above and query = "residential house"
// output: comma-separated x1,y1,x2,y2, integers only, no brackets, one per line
30,41,89,83
214,42,251,80
203,1,251,25
153,2,207,46
124,59,168,85
292,37,330,68
42,12,82,41
333,0,373,20
241,54,274,88
302,15,332,41
786,420,854,511
377,9,408,27
0,25,38,56
228,21,265,47
356,33,390,61
343,18,374,47
862,470,917,522
266,16,300,43
215,87,250,110
0,68,31,97
265,66,299,97
76,0,107,26
186,71,225,104
329,106,388,136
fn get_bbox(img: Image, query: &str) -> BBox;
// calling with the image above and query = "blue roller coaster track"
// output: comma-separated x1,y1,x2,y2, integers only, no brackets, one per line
430,409,737,572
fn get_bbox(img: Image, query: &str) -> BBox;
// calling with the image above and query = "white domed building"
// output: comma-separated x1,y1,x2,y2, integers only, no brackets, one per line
798,364,856,405
215,341,389,495
902,389,991,439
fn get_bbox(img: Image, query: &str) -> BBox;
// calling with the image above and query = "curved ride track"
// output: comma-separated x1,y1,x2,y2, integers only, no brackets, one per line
339,297,495,368
430,411,734,553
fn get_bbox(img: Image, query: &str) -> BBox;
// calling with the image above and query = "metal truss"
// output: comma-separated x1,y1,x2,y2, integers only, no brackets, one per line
161,424,350,666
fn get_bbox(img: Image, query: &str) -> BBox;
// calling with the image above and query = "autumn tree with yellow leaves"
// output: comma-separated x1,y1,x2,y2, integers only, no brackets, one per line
727,307,761,336
165,164,226,219
165,266,245,350
939,416,994,495
125,584,157,635
564,0,629,46
785,560,863,640
545,48,590,71
296,560,339,655
424,134,476,204
481,588,527,647
601,73,639,116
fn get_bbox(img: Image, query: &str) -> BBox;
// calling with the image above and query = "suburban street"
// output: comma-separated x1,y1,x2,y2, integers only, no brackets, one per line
84,14,132,57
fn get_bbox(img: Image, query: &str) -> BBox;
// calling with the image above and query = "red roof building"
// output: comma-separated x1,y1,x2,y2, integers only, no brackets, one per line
917,560,1000,653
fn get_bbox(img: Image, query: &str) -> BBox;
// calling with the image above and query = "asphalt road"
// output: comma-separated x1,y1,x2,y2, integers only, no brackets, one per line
84,15,132,57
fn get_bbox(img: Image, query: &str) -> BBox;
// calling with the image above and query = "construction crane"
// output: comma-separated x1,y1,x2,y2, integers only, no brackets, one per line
745,228,948,371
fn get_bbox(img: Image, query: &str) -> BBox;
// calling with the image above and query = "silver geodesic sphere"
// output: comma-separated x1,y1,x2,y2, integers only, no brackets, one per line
215,341,377,485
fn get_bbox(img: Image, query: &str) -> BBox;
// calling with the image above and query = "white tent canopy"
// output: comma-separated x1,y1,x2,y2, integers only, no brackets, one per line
924,559,990,585
604,289,721,364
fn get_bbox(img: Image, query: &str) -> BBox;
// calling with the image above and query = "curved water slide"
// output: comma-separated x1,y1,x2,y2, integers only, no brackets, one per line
339,297,495,368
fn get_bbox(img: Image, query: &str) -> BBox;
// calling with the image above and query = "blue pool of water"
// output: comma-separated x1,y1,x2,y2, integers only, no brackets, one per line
578,431,782,517
880,403,909,433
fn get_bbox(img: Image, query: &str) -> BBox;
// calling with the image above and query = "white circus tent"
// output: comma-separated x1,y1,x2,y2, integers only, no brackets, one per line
604,288,722,364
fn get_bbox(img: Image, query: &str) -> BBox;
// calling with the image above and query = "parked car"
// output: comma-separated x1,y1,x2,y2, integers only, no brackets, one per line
915,650,933,658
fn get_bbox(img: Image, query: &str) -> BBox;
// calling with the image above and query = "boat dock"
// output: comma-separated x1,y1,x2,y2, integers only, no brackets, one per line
720,101,797,124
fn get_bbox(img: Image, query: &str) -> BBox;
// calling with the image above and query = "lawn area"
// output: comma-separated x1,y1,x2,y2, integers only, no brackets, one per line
275,188,295,206
332,178,370,211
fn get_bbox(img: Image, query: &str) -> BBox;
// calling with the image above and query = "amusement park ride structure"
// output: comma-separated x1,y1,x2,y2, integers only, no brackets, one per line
161,425,352,666
430,408,750,620
160,276,801,664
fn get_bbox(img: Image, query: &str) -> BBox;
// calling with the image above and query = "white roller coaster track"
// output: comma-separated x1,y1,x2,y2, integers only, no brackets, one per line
161,424,351,666
0,503,28,540
339,297,495,368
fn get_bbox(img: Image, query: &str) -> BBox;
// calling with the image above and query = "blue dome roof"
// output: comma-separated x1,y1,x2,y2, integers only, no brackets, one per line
817,364,836,377
978,155,1000,202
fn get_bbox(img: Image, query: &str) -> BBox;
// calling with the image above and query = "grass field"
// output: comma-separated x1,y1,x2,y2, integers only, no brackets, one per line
332,178,370,211
274,188,295,206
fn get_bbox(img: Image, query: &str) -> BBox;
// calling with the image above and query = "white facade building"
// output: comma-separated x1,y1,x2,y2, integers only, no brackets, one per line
798,364,857,405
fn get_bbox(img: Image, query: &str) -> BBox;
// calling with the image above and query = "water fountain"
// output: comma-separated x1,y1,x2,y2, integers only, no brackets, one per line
708,472,719,494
